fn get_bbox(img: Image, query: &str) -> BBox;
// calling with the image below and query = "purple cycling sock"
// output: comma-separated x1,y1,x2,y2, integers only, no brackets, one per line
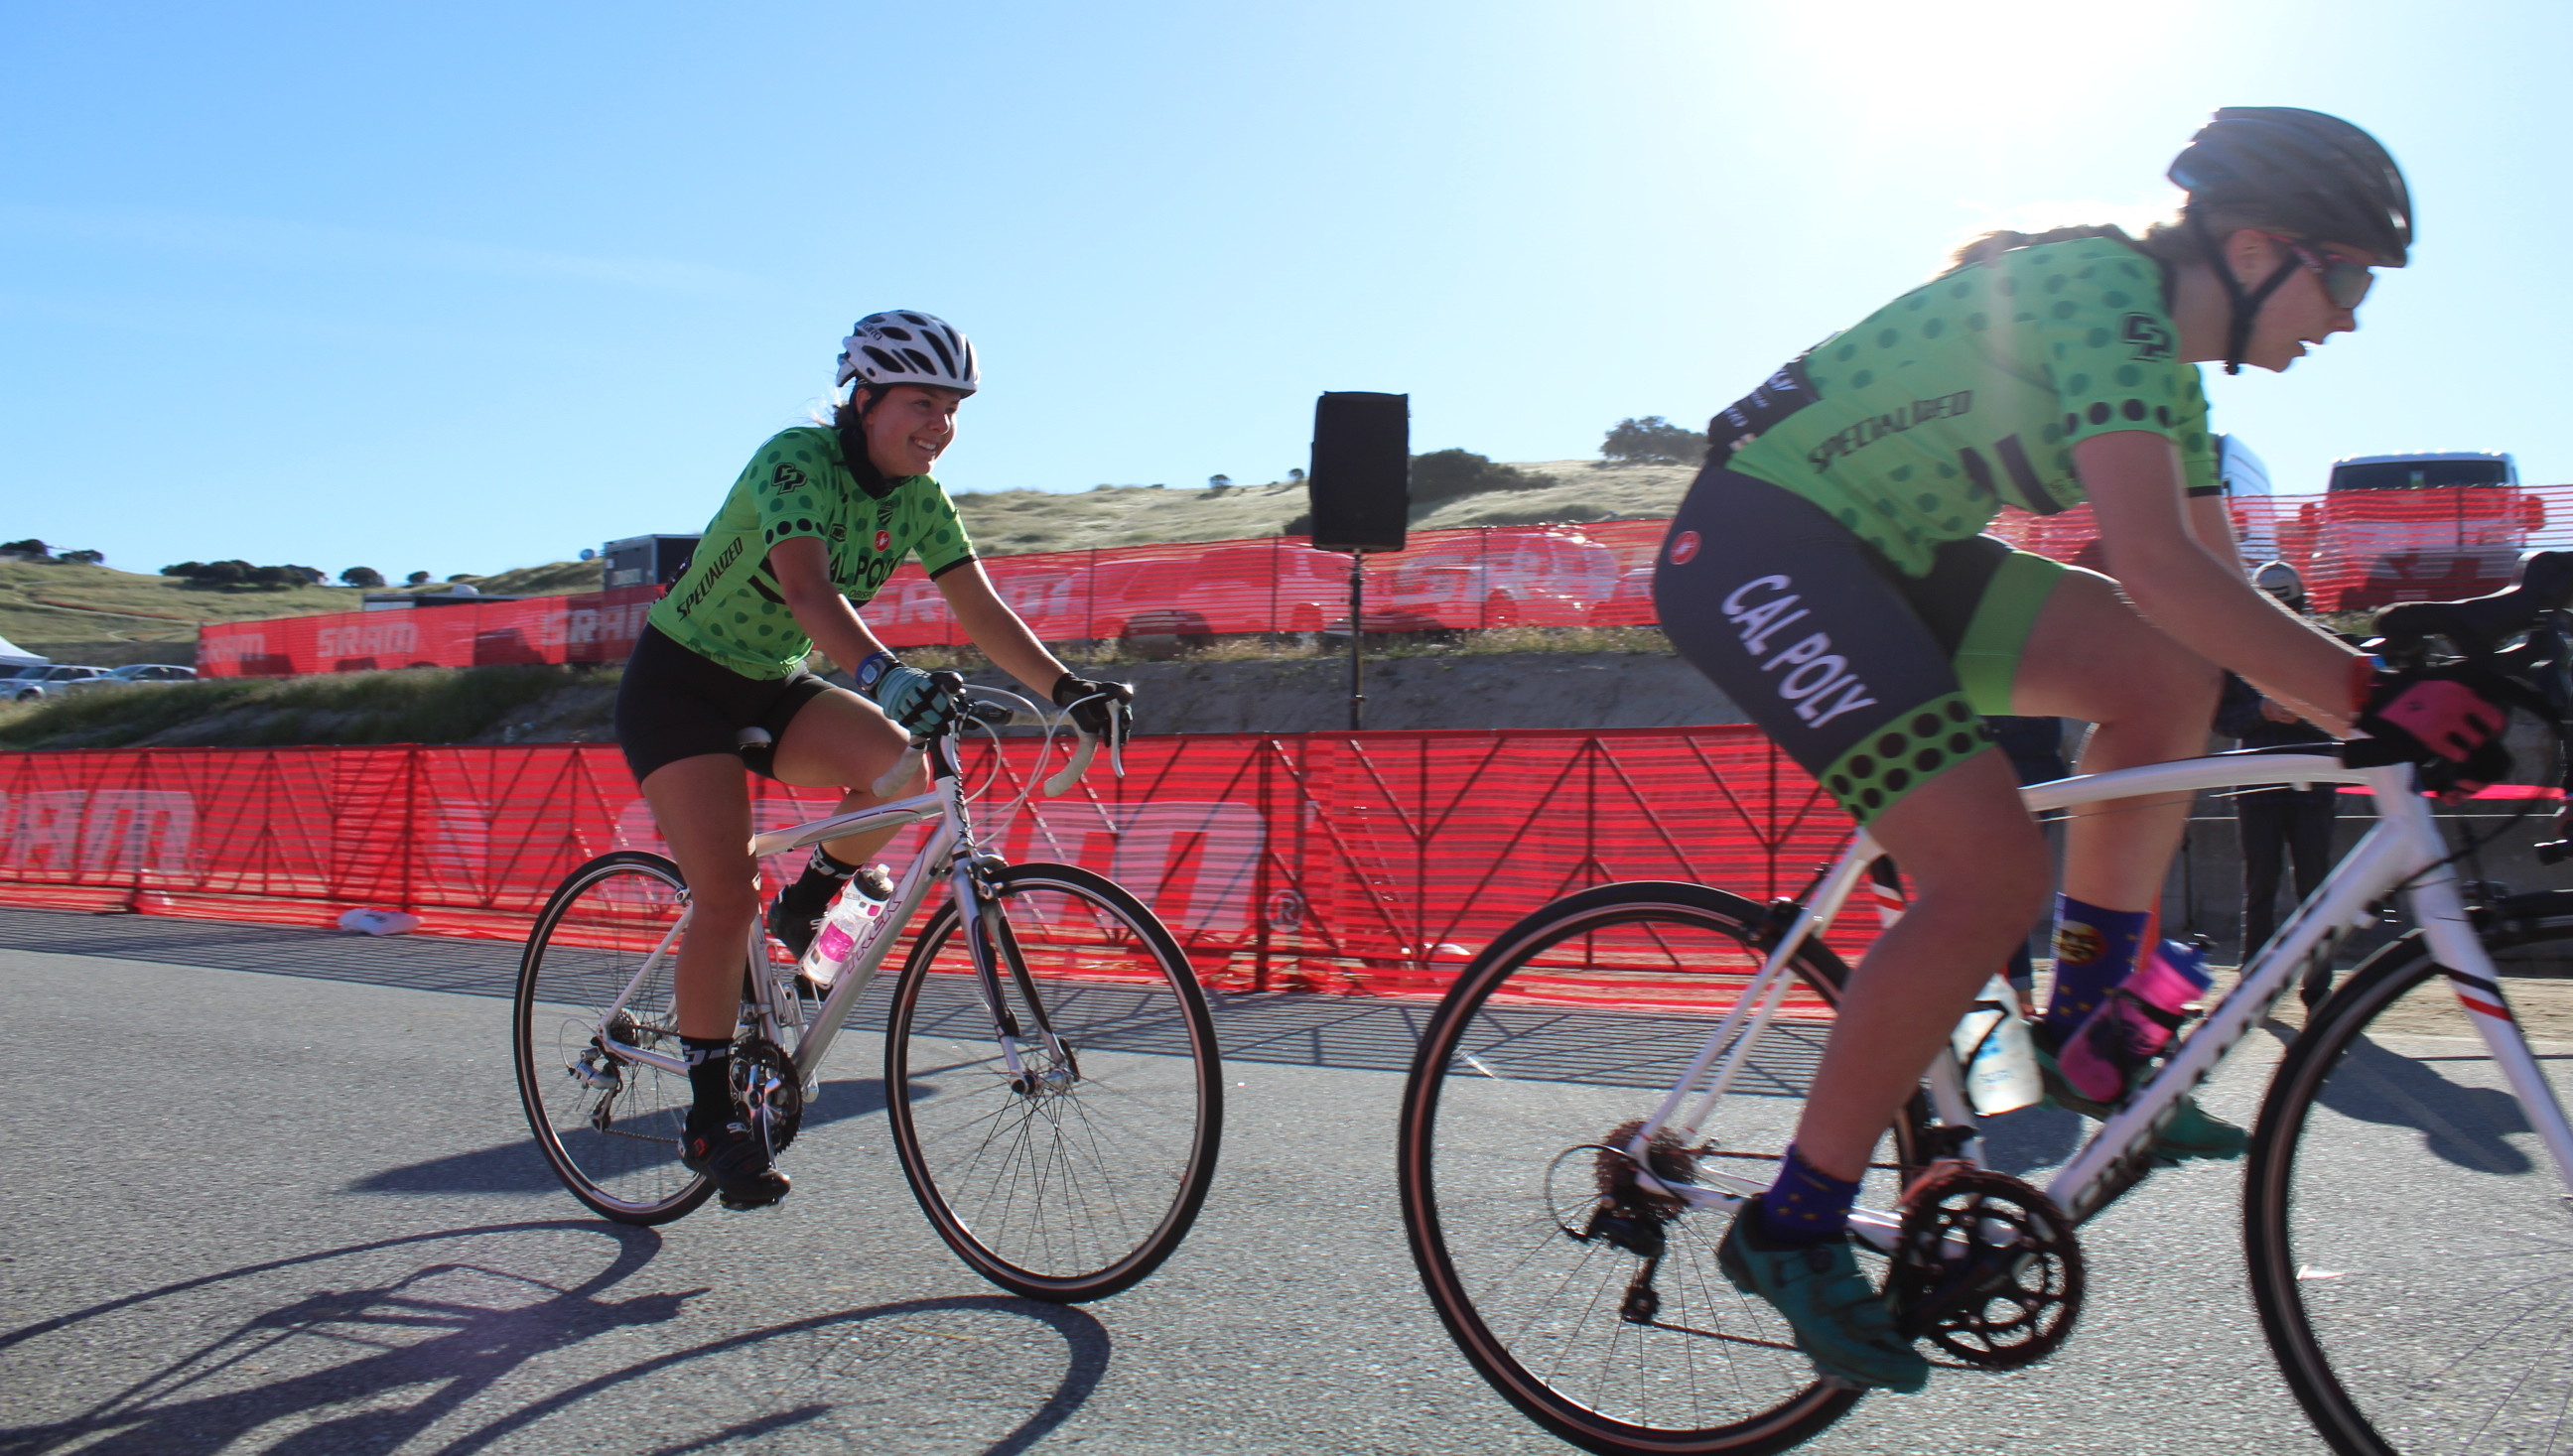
1758,1144,1860,1246
2043,894,2150,1035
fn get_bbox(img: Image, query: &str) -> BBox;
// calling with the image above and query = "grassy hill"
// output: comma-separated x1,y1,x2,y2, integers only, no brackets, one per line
951,459,1694,553
7,457,1697,665
0,558,367,666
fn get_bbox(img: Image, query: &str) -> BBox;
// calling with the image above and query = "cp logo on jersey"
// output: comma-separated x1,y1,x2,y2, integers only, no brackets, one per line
874,529,892,552
1669,530,1701,565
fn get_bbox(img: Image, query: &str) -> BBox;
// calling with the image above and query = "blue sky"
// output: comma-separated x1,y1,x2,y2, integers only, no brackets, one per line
5,0,2568,579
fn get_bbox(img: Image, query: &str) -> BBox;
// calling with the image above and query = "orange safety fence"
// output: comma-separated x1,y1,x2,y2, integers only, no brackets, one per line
195,485,2573,678
0,728,1872,997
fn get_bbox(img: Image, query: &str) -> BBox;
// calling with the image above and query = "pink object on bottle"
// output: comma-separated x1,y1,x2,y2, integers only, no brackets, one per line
2058,940,2213,1104
813,917,858,965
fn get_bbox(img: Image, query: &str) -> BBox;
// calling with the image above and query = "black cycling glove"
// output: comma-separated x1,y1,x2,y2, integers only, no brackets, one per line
1052,673,1135,743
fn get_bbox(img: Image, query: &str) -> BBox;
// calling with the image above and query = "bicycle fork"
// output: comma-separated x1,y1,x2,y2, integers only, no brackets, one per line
954,859,1078,1093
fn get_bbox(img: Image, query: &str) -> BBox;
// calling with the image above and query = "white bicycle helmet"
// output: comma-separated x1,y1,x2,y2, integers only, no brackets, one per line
835,311,979,395
2252,560,2306,603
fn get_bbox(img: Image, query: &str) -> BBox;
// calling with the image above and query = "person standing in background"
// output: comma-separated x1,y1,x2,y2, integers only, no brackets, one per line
2216,561,2343,1006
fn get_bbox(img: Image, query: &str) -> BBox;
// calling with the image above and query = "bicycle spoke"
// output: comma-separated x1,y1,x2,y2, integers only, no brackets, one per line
886,865,1219,1301
2252,935,2573,1455
1401,884,1913,1452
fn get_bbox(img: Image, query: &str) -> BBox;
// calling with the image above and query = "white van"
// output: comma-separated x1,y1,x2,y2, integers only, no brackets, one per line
2217,435,2278,568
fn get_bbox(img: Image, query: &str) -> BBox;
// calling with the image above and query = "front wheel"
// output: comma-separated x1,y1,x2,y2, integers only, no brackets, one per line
884,862,1222,1301
2245,894,2573,1455
1400,881,1930,1456
513,852,714,1225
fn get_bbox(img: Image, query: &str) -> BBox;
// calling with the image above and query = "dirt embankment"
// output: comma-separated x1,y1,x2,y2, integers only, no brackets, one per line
0,650,1744,751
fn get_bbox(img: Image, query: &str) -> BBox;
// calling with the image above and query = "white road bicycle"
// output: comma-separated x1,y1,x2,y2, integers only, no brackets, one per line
512,680,1223,1303
1400,556,2573,1455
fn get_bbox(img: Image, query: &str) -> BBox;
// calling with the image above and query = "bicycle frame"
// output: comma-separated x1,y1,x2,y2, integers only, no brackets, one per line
1623,750,2573,1249
586,728,1070,1094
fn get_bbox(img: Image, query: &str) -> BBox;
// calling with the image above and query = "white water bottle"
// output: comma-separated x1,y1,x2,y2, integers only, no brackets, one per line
800,885,887,990
1950,975,2042,1116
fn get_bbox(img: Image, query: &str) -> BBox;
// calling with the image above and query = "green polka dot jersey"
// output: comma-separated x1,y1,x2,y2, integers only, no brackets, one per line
646,427,976,679
1719,238,2218,578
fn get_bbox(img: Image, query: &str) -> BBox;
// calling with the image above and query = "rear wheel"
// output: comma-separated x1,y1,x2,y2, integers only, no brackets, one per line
513,852,715,1225
1400,881,1930,1455
885,862,1222,1301
2246,895,2573,1455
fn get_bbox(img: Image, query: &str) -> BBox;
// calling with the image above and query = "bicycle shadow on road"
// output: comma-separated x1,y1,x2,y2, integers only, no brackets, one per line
0,1218,1111,1456
346,1077,923,1195
2310,1034,2535,1174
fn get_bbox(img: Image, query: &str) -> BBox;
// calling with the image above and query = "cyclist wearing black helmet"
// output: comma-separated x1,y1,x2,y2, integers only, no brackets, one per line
612,312,1132,1210
1653,108,2506,1390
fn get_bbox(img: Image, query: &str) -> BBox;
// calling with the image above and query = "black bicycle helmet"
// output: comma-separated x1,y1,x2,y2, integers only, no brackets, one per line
2167,107,2411,373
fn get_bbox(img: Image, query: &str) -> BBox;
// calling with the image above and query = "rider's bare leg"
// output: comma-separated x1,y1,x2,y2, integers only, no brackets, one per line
640,752,762,1041
2013,568,2224,915
1792,567,2223,1181
772,686,922,866
1794,751,2050,1181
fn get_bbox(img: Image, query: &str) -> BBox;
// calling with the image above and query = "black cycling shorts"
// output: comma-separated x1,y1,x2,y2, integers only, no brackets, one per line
1653,467,2066,824
612,624,835,785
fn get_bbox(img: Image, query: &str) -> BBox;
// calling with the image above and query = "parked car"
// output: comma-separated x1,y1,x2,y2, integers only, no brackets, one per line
1357,529,1622,631
7,664,110,701
66,663,198,694
2308,451,2537,609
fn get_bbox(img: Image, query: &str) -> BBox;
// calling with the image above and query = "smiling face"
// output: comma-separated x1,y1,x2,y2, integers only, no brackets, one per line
857,384,966,475
2227,229,2371,373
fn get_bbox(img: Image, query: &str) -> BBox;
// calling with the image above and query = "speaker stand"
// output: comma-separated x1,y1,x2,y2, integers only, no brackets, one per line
1346,552,1366,730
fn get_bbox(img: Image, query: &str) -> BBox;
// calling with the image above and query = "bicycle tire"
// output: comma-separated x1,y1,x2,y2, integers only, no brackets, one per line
884,861,1222,1302
2246,890,2573,1456
513,851,716,1225
1399,880,1933,1456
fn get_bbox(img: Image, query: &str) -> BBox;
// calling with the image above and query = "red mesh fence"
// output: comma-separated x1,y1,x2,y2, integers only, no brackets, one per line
0,729,1869,993
199,587,661,677
194,485,2571,678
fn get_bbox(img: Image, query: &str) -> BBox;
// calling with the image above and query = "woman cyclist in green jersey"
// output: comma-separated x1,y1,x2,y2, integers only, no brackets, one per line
613,312,1130,1210
1653,108,2511,1390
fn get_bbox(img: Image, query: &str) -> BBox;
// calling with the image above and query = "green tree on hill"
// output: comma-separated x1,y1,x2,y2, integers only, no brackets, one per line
1600,416,1707,465
340,566,386,588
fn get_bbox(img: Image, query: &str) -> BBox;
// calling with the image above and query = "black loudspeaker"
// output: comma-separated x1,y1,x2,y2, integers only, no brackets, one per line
1307,391,1410,554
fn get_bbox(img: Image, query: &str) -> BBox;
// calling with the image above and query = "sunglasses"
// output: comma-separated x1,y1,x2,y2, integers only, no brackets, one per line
2256,231,2374,310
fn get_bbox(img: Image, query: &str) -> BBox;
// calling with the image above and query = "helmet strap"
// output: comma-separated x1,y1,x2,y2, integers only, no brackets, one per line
2190,213,2300,376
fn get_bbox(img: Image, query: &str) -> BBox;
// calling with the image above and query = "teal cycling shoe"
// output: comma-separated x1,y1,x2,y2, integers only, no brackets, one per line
1716,1197,1929,1392
2032,1038,2247,1162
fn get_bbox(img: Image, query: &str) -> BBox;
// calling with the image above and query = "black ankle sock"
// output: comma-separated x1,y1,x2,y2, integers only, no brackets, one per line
682,1035,733,1124
778,849,861,914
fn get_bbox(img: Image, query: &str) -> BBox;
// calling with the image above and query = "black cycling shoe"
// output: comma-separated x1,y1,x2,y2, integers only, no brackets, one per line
681,1112,791,1210
764,862,894,962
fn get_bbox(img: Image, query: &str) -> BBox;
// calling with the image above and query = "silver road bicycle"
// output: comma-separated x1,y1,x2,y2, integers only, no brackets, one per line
512,681,1223,1302
1400,557,2573,1454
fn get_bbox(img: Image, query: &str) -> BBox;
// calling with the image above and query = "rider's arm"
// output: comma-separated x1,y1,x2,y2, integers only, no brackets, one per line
768,537,894,676
2077,430,2364,733
931,561,1074,699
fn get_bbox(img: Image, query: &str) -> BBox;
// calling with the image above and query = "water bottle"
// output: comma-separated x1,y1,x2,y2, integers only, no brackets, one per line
2058,940,2213,1104
1950,975,2042,1116
799,884,888,991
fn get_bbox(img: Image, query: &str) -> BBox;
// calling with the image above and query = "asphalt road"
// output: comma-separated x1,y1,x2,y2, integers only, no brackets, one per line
0,905,2350,1455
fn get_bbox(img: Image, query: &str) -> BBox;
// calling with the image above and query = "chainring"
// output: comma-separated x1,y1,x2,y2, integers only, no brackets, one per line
1888,1164,2084,1369
730,1035,805,1156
